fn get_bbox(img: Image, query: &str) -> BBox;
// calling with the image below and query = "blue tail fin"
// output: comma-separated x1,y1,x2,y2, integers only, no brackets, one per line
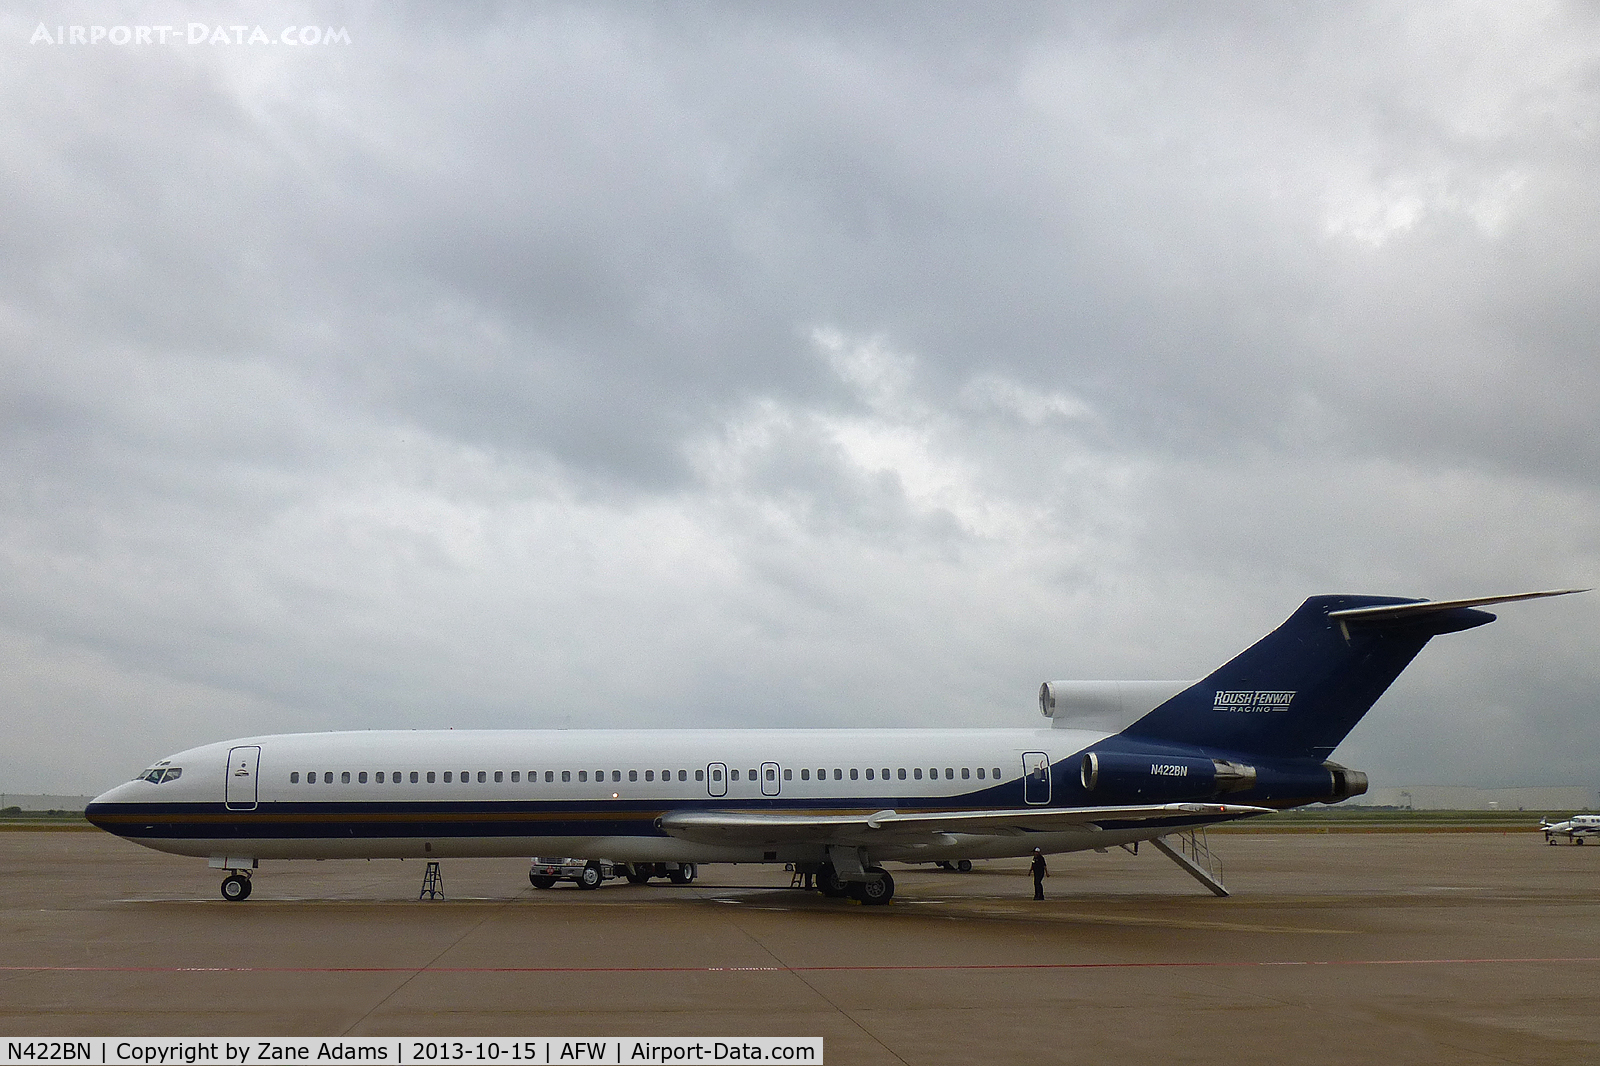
1121,594,1514,761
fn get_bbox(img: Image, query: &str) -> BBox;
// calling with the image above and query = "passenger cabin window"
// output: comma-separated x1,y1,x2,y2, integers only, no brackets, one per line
443,772,452,783
375,772,383,783
358,772,367,783
324,772,333,783
976,767,985,779
993,767,1002,778
962,768,970,779
914,768,923,780
850,768,858,780
479,771,488,783
801,769,810,781
426,772,435,783
864,769,873,780
291,772,299,783
410,771,419,783
697,770,706,781
898,768,907,780
496,771,505,783
784,769,792,780
730,770,739,781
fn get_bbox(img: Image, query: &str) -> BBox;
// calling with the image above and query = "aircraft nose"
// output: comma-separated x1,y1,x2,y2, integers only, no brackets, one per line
85,781,137,828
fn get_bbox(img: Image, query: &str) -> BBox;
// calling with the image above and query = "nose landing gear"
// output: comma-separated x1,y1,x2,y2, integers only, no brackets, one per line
220,873,253,901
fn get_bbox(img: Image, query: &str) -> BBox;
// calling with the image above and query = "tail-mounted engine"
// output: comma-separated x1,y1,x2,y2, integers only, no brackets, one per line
1079,751,1257,803
1080,751,1367,805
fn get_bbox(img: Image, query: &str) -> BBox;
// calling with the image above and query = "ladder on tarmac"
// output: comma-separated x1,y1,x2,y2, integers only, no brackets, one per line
419,860,445,900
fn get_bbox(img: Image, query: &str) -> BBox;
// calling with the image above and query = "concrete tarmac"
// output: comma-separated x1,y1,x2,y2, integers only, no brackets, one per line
1,830,1597,1064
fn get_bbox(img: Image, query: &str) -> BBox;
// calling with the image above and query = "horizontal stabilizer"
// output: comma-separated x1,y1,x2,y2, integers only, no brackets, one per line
657,803,1270,848
1327,588,1588,623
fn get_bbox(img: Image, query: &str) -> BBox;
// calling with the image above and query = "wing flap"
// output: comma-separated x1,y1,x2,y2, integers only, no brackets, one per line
657,803,1271,848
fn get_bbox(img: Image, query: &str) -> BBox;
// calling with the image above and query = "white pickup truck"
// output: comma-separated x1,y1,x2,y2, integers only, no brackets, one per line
528,857,618,890
528,858,699,889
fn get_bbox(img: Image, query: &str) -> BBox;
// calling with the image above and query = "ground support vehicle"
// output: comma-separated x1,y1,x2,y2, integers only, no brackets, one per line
528,857,617,890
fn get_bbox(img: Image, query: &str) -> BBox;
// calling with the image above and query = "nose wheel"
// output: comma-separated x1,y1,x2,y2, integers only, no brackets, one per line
220,873,253,901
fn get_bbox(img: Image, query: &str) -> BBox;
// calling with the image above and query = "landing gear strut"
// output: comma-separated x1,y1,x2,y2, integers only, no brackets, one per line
220,873,252,901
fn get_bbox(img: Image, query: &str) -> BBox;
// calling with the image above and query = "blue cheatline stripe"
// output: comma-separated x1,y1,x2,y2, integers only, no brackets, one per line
84,798,1233,841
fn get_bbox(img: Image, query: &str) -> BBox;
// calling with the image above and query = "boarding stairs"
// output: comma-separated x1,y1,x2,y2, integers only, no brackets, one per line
1150,827,1229,897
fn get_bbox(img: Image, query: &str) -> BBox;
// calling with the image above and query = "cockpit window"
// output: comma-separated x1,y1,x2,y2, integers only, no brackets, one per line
161,767,182,783
135,765,182,784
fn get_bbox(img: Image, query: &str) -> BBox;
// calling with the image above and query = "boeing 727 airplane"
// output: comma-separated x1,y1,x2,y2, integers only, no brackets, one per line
87,589,1585,903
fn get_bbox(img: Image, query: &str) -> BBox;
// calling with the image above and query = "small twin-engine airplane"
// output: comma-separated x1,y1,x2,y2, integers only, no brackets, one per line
87,589,1585,903
1540,814,1600,844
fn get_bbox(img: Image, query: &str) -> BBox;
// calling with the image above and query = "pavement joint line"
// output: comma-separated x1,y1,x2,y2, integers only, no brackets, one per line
336,886,524,1035
3,957,1599,973
719,904,912,1066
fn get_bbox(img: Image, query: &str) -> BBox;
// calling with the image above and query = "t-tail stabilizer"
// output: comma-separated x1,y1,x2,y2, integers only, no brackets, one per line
1079,589,1585,808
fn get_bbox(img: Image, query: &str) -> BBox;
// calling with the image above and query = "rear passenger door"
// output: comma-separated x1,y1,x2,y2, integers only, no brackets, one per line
1022,751,1050,805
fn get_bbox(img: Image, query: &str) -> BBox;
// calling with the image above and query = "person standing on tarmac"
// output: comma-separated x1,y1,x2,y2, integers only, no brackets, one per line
1031,848,1048,900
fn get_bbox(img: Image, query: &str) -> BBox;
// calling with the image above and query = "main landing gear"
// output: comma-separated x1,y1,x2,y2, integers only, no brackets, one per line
220,873,253,901
813,862,895,905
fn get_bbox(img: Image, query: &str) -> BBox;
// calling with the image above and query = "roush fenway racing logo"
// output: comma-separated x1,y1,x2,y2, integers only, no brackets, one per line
1213,690,1296,712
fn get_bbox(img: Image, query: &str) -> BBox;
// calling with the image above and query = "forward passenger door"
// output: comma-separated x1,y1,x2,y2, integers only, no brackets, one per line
225,746,260,811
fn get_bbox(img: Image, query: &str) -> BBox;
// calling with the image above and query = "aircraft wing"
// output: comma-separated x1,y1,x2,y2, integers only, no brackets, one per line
656,802,1271,848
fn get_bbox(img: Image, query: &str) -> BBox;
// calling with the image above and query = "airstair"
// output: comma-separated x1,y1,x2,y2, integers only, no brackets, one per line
1150,828,1229,897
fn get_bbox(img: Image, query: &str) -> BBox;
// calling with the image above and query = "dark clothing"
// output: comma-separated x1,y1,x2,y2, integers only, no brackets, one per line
1031,853,1048,900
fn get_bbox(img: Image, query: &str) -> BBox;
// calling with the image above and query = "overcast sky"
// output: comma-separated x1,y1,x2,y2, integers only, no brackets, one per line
2,2,1597,797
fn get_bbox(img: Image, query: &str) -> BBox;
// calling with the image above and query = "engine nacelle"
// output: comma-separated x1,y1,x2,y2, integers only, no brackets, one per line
1079,751,1255,803
1323,762,1369,803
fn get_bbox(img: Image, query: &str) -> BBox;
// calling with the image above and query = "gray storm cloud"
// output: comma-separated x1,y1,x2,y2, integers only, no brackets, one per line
1,1,1596,795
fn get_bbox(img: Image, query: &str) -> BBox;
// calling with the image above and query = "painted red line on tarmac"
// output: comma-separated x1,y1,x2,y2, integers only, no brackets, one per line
3,958,1599,974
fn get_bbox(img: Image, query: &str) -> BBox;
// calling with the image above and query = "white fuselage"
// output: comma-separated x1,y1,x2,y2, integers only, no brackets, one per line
86,726,1199,866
